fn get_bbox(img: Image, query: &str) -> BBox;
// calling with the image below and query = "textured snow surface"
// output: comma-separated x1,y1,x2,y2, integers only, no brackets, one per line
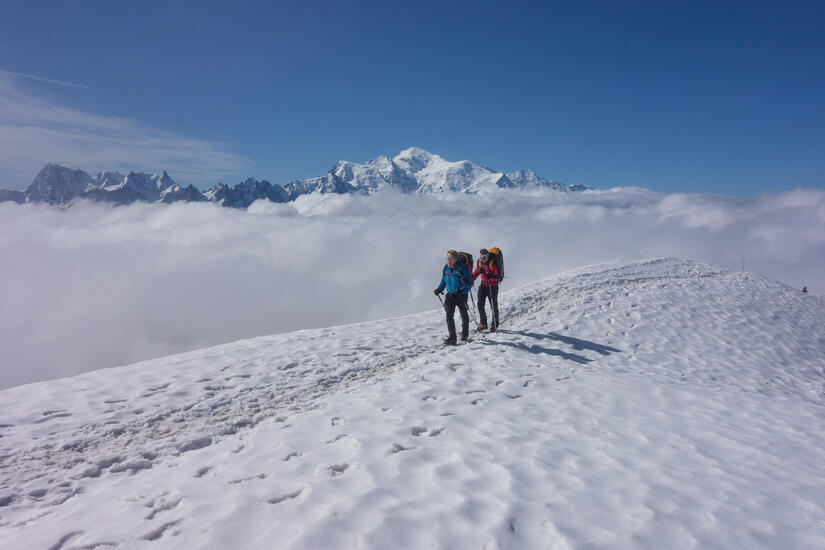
1,258,824,549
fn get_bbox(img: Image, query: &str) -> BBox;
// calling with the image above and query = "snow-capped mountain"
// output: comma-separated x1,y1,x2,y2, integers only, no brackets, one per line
88,170,180,204
0,148,590,208
95,171,126,189
205,177,287,207
393,147,516,194
331,155,419,194
506,168,578,191
24,164,97,205
323,147,588,197
2,258,824,548
282,172,355,201
159,182,207,204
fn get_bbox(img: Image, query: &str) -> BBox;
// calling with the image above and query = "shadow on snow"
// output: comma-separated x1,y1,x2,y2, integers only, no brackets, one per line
486,330,622,364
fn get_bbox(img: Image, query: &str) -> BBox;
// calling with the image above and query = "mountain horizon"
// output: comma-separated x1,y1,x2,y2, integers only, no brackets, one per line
0,147,590,208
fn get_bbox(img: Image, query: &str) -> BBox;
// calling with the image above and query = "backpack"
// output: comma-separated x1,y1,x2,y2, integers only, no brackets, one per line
455,251,474,274
486,247,504,281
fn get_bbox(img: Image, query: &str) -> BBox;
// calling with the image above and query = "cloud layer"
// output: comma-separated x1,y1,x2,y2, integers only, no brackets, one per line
0,71,253,189
2,187,824,389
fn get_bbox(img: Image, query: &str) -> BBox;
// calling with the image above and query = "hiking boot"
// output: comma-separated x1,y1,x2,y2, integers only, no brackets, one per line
443,336,457,346
460,333,469,341
476,323,488,331
489,325,497,333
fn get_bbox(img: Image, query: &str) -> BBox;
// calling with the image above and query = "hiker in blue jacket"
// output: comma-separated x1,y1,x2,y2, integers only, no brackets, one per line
434,249,473,345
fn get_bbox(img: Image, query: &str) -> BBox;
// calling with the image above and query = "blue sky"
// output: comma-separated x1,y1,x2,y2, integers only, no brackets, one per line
1,0,823,194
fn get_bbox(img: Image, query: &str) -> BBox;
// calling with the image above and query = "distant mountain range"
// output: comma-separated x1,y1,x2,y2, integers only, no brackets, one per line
0,147,590,208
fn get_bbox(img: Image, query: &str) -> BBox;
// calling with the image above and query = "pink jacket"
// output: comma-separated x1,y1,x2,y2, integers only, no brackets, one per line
472,262,500,287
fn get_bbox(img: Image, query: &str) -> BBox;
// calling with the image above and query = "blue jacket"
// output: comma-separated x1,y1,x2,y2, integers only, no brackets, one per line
436,262,473,294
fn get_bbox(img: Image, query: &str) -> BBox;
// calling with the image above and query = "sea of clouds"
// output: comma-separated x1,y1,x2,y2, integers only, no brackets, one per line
2,186,824,389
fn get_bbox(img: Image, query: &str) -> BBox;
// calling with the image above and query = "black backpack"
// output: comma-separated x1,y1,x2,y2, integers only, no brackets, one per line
455,251,474,274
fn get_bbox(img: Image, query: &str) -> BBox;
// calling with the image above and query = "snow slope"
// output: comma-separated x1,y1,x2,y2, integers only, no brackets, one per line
331,155,419,194
1,258,824,549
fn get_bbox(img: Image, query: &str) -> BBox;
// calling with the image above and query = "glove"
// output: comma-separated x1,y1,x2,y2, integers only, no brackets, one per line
434,288,443,295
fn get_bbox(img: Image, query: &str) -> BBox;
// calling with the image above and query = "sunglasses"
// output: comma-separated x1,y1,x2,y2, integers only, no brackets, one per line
480,254,489,258
446,256,457,261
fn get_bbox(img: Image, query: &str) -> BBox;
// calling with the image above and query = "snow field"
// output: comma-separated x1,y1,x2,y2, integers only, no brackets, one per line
1,258,825,549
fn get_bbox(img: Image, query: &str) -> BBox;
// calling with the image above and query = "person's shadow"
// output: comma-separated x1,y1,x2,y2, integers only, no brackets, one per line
486,331,622,364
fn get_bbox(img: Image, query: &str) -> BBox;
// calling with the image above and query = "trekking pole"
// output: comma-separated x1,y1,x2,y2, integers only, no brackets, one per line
436,294,446,310
499,278,508,328
491,281,503,328
469,291,479,325
469,291,486,340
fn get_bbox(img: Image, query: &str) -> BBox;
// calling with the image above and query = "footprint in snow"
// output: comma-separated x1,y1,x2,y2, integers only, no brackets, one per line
278,362,299,371
388,443,416,454
47,532,84,550
229,473,267,485
176,436,213,454
35,411,71,423
143,519,183,541
412,426,444,437
268,488,304,504
28,488,49,499
328,463,349,476
145,496,183,520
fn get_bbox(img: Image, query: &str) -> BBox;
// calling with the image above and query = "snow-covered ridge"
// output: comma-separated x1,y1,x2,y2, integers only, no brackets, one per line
2,258,825,549
0,148,590,208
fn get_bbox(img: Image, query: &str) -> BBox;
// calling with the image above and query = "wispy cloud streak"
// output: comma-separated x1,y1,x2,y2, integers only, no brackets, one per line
0,69,100,90
0,72,254,189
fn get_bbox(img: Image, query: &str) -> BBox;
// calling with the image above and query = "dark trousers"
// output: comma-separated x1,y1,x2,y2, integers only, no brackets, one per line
478,284,500,327
444,292,469,338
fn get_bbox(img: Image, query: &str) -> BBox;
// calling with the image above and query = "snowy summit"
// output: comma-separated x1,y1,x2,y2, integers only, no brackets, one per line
1,258,824,549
